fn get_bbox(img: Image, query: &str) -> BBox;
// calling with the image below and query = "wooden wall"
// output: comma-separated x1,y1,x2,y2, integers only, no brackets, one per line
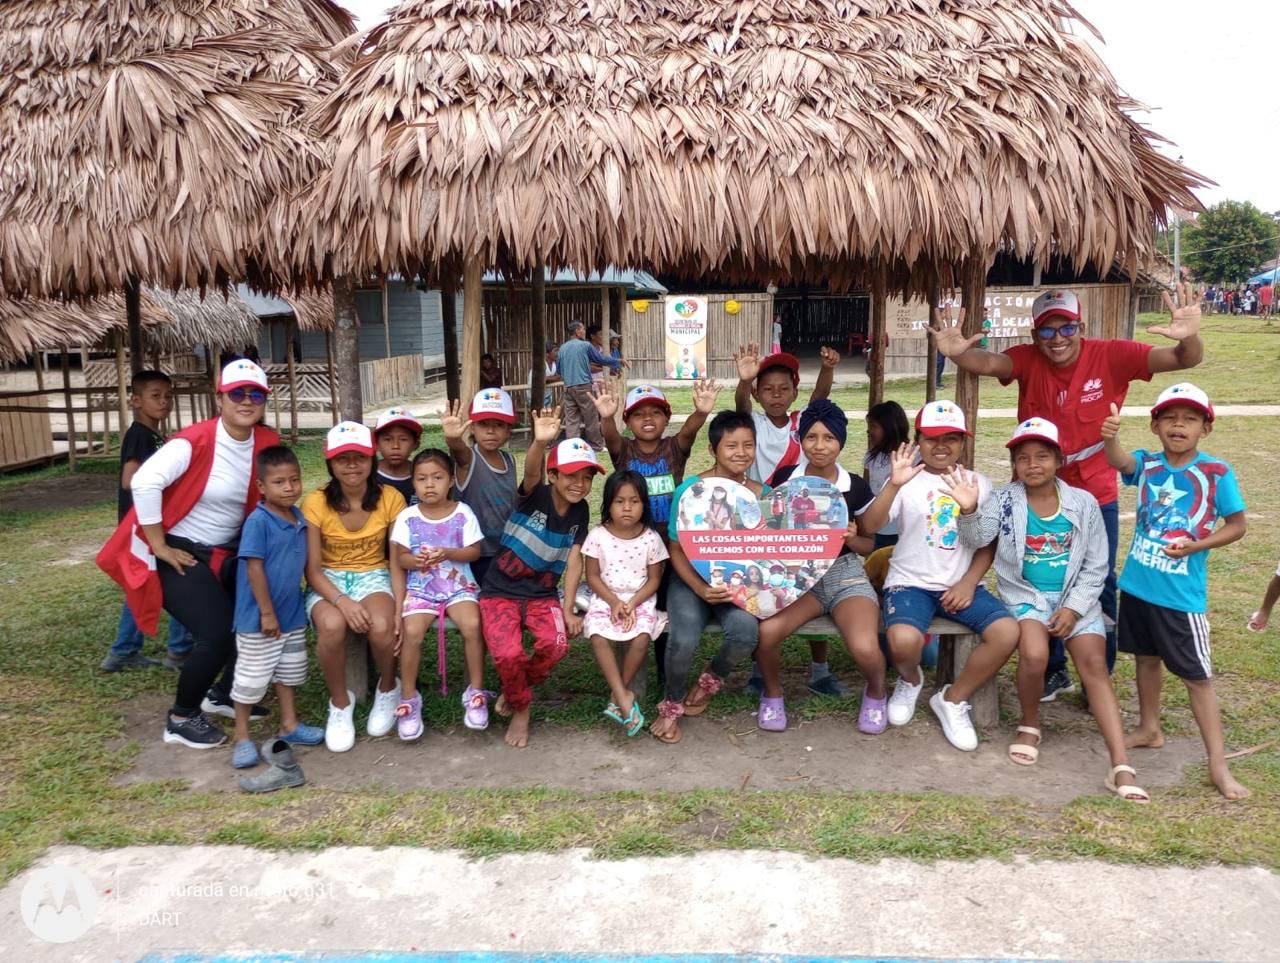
359,354,425,407
627,293,773,382
0,402,54,472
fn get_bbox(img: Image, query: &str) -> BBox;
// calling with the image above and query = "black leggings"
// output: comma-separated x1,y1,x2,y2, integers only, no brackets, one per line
158,536,238,716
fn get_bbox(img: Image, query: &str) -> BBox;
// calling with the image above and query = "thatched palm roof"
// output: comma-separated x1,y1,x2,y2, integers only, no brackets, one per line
289,0,1205,290
0,288,262,361
0,0,354,299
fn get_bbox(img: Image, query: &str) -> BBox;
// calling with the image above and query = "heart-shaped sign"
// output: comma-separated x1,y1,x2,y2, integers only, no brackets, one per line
675,476,849,619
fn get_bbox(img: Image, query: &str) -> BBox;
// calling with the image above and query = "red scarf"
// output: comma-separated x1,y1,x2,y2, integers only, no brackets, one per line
96,418,278,634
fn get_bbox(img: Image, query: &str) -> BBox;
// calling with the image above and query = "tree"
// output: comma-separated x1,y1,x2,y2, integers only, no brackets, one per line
1182,200,1278,285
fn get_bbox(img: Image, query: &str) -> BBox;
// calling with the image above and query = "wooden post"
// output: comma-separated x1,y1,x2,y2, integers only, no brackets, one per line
381,276,392,359
461,256,484,405
925,280,941,404
954,252,989,467
34,354,45,392
530,262,546,414
125,277,144,375
333,275,363,423
869,269,887,408
440,276,461,402
324,330,340,426
286,319,299,444
82,348,94,454
60,348,77,471
115,333,129,446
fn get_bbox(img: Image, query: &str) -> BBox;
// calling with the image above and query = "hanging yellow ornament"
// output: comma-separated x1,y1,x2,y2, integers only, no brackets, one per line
725,299,742,315
632,299,649,313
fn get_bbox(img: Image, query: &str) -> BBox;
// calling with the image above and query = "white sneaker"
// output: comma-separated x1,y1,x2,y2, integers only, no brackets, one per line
930,685,978,751
366,679,402,737
326,689,357,753
887,672,924,726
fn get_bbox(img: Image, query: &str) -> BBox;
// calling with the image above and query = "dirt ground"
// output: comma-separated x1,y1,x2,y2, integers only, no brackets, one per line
114,691,1202,805
0,471,115,514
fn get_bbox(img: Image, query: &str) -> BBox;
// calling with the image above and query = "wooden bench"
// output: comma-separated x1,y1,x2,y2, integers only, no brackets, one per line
341,613,998,727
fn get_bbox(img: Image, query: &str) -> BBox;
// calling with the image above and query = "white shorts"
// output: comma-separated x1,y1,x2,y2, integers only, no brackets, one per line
231,627,308,704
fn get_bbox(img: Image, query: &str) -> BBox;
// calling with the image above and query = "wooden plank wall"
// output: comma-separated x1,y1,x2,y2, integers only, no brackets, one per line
0,401,55,472
359,354,425,407
628,293,773,382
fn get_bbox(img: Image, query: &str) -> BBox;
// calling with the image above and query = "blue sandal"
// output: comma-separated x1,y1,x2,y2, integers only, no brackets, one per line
602,702,627,725
624,702,646,737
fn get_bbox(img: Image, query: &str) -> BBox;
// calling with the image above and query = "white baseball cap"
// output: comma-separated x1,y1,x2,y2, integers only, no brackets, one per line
1006,417,1062,450
469,388,515,425
325,421,374,458
624,384,671,417
915,400,972,438
374,406,422,438
218,358,270,394
1032,290,1081,325
547,438,605,475
1151,382,1214,422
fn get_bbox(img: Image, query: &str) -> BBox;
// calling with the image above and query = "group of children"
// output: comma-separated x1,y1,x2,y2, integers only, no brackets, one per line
109,347,1251,799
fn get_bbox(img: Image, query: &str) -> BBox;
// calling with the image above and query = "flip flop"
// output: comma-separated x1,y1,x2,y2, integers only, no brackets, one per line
624,702,646,737
1008,726,1042,766
1247,612,1267,633
1105,764,1150,803
652,700,684,744
602,702,626,725
682,671,722,716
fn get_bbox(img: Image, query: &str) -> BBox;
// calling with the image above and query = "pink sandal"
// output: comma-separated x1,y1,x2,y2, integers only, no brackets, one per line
653,700,684,744
682,671,722,716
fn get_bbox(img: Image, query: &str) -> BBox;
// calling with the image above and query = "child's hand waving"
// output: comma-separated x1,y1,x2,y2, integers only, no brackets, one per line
889,443,924,487
940,465,981,514
532,406,562,444
438,399,471,442
819,345,841,368
733,342,761,382
692,378,722,413
1100,403,1122,440
591,380,619,419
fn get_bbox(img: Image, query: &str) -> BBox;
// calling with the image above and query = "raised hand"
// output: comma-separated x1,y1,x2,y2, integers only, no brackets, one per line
733,342,762,382
819,345,841,369
888,442,924,487
590,380,619,419
438,398,471,442
1100,402,1122,440
1149,281,1202,341
928,301,981,359
531,406,562,444
939,465,981,514
692,378,722,414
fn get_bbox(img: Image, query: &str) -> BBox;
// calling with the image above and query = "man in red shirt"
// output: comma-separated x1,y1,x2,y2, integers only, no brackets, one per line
1260,282,1273,319
930,283,1203,699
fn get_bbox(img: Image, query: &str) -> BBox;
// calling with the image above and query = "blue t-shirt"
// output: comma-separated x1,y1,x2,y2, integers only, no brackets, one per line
1022,509,1073,593
1118,449,1245,614
234,504,308,634
558,338,619,387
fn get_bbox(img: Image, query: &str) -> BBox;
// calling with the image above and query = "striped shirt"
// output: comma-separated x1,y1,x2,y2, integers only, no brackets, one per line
481,483,588,599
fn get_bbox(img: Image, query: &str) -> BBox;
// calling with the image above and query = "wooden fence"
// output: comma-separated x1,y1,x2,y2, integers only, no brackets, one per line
627,293,773,382
0,402,54,472
359,354,424,406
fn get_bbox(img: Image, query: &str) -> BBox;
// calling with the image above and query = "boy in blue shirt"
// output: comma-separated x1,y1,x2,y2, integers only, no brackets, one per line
1102,383,1249,800
230,446,325,771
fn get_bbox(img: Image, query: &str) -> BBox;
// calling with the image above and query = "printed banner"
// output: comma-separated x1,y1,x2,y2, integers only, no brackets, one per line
676,476,848,620
888,290,1039,340
664,296,708,379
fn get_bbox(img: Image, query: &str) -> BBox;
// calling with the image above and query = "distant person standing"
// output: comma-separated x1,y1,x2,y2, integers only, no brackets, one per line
1261,282,1274,319
559,321,623,450
530,340,562,410
771,315,783,355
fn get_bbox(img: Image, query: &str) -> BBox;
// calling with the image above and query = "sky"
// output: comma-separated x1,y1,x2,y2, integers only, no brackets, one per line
341,0,1278,213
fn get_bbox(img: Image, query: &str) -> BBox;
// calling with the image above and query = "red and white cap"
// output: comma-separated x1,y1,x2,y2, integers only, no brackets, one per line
547,438,605,475
915,400,972,438
1151,382,1214,422
1032,290,1081,325
374,406,422,437
624,384,671,417
1006,417,1061,450
218,358,270,394
757,352,801,386
469,388,515,425
325,421,375,458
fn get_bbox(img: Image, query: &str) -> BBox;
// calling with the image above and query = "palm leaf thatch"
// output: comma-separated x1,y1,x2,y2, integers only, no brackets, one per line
289,0,1206,291
0,288,263,361
0,0,354,299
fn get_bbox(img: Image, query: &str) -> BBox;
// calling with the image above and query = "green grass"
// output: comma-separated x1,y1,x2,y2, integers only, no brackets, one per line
1,316,1279,878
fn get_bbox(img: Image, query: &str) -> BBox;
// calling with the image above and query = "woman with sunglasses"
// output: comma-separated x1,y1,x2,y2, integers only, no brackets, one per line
100,359,279,750
928,283,1204,698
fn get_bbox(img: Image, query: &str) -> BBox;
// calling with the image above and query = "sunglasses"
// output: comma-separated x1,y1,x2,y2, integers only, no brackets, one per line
227,386,268,405
1034,323,1079,340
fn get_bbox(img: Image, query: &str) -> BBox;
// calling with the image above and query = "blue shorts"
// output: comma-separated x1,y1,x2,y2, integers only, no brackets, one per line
1013,591,1106,640
882,584,1013,636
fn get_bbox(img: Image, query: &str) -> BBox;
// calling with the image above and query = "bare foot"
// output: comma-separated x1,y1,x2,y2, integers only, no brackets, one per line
494,694,512,718
650,715,682,744
1210,767,1251,800
1125,727,1165,749
504,708,530,748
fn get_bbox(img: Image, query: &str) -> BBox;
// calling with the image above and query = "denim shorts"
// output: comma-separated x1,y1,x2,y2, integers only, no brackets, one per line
1013,591,1106,639
809,553,879,614
882,584,1013,635
306,567,393,620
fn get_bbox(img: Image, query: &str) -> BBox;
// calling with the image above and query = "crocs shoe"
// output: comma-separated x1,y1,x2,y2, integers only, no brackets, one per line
231,739,259,769
367,679,402,737
279,722,325,746
462,686,492,731
325,690,357,753
758,696,787,732
857,688,888,735
396,694,424,741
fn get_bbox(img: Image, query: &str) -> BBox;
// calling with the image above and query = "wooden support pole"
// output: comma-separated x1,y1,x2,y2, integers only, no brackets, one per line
324,330,340,426
125,277,144,375
60,348,77,471
115,333,129,445
925,280,941,404
286,319,299,445
34,353,45,392
440,276,461,402
954,251,990,468
83,349,94,452
333,275,363,423
461,256,484,406
869,269,887,408
382,276,392,359
530,262,546,415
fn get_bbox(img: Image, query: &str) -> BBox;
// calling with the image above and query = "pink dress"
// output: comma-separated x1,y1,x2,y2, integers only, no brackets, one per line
581,525,669,641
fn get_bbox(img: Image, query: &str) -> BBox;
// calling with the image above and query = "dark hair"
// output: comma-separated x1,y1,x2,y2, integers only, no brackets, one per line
481,352,496,364
707,410,756,450
1009,440,1064,467
586,323,602,338
129,369,171,394
256,445,299,480
323,457,382,513
601,470,653,529
412,447,454,476
757,362,798,385
866,401,909,455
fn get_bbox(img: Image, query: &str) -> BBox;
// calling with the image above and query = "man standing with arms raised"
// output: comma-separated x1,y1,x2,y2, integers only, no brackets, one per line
559,320,624,451
930,283,1204,700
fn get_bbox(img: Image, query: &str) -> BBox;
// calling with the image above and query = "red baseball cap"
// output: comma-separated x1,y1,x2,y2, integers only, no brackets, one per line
218,359,270,394
325,421,375,458
915,401,973,438
374,406,422,438
547,438,605,475
756,352,800,386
